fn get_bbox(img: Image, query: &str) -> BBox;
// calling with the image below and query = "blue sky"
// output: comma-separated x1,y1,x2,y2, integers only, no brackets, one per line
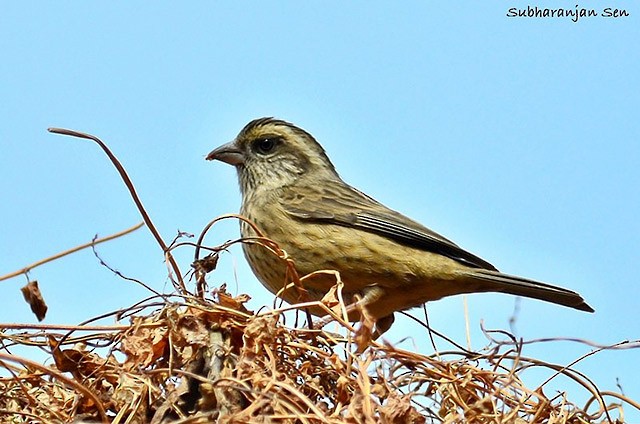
1,2,638,419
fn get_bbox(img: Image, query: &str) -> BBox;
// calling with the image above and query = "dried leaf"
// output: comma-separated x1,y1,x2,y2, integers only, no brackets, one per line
213,284,251,312
121,322,168,369
383,393,426,424
20,280,48,321
193,253,219,274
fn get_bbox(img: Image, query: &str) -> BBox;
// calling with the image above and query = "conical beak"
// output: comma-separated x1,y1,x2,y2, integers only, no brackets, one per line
206,141,245,166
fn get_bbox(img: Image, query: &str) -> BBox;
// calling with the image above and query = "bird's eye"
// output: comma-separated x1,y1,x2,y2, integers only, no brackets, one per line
253,136,279,155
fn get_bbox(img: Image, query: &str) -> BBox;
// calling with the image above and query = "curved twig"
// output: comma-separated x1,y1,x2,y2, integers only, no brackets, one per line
47,128,185,291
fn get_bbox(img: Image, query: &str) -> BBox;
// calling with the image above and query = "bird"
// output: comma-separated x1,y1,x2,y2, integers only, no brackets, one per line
206,117,593,335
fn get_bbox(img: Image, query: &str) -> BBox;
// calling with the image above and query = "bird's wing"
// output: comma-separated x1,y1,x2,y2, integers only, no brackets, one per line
281,181,498,270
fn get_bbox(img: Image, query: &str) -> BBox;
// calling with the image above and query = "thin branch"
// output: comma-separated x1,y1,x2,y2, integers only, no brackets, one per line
0,222,144,282
0,322,162,332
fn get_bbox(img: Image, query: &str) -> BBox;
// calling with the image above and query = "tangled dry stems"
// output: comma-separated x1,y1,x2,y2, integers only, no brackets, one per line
1,269,636,423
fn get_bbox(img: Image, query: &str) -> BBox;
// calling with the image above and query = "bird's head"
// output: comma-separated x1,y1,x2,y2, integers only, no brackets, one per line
207,117,339,195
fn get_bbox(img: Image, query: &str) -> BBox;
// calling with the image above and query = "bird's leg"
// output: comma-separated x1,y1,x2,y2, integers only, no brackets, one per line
357,286,395,337
313,285,393,337
372,314,395,339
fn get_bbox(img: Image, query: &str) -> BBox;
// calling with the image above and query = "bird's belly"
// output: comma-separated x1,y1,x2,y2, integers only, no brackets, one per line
240,211,463,316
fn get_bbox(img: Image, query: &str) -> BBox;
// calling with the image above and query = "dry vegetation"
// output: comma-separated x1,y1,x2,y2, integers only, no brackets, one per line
2,271,638,423
1,129,638,423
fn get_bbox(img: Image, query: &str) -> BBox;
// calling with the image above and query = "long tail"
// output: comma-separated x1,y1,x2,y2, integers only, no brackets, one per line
462,269,594,312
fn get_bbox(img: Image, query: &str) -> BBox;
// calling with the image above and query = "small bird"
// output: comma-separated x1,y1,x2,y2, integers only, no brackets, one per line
207,117,593,334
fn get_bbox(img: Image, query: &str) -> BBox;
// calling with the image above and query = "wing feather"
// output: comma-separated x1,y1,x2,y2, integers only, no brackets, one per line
282,181,498,270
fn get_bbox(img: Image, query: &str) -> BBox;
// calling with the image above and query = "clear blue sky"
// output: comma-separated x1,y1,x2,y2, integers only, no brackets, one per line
1,2,638,419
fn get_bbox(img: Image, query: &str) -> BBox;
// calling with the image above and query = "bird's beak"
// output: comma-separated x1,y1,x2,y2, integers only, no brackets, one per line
206,140,245,166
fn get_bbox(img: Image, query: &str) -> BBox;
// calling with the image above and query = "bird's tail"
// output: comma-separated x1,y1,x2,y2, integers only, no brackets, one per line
462,269,594,312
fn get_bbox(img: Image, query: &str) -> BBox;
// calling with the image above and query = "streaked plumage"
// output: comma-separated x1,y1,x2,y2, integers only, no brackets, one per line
207,117,593,334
